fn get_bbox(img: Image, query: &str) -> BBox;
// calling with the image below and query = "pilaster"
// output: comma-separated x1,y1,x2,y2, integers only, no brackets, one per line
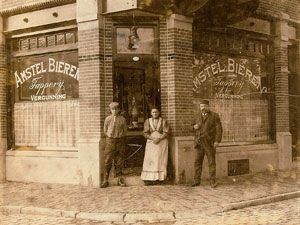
77,0,113,186
274,17,292,170
0,16,7,183
160,14,194,137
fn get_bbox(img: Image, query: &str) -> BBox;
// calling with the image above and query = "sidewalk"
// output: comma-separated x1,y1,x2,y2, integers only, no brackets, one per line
0,165,300,223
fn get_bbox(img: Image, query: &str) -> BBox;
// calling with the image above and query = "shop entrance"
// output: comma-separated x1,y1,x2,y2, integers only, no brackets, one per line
113,61,160,176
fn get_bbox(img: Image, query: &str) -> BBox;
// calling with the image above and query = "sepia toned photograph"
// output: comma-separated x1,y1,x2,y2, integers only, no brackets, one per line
0,0,299,224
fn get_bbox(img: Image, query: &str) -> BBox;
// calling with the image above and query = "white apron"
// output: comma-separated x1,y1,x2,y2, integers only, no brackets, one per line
141,118,168,181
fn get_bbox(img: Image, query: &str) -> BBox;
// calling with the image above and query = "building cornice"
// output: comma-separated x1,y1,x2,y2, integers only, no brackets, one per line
0,0,76,16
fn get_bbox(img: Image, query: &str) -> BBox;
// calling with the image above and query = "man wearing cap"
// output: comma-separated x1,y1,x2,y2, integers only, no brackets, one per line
192,99,222,188
101,102,127,188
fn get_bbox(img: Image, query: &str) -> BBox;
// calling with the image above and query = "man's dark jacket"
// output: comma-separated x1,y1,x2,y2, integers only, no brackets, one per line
192,111,223,148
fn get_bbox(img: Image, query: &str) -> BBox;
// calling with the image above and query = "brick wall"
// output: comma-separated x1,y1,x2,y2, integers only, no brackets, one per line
103,17,113,120
0,0,72,12
0,40,6,139
1,0,45,9
274,45,290,132
160,17,194,137
258,0,300,20
159,18,168,123
78,24,102,139
78,17,113,139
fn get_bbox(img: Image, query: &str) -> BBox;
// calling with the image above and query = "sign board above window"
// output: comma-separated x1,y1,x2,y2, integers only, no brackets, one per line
13,52,79,102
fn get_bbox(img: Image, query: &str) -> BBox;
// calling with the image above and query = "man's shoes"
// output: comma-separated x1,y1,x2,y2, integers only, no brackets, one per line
210,181,217,188
117,178,126,187
158,180,165,185
100,181,109,188
191,182,200,187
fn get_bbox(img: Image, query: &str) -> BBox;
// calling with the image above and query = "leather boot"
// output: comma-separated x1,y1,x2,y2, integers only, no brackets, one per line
191,180,201,187
100,171,110,188
100,180,109,188
117,177,126,187
210,180,217,188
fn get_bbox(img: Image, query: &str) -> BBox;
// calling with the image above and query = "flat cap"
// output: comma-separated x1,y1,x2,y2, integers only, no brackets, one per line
109,102,120,109
199,99,209,105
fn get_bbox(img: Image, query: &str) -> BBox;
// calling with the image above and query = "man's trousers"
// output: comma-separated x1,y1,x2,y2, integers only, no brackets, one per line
194,138,216,183
103,137,126,180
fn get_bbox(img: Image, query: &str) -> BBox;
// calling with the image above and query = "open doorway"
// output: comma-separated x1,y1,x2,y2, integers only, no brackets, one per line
113,61,160,176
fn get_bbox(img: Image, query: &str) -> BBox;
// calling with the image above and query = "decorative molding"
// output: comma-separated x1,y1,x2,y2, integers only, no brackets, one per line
167,14,193,31
0,0,75,16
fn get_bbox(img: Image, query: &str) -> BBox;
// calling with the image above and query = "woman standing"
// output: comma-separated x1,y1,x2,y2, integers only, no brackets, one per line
141,107,169,185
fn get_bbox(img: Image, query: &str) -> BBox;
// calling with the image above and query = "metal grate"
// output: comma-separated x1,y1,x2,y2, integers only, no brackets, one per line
228,159,249,176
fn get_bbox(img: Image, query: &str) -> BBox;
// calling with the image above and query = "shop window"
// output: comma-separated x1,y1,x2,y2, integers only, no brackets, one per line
210,33,219,47
29,38,37,49
56,33,65,45
234,37,242,50
194,29,271,57
242,38,249,51
20,39,29,50
47,35,56,47
226,34,234,49
13,100,79,149
11,30,77,53
193,53,273,143
66,32,76,44
114,62,160,130
12,51,79,102
9,30,79,150
10,51,79,149
116,27,155,54
12,39,19,51
38,37,47,48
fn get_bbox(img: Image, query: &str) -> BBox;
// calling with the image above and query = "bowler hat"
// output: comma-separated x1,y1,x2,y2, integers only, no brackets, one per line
199,99,209,105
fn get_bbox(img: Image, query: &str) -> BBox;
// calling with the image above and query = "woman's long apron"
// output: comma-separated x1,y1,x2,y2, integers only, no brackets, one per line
141,118,168,181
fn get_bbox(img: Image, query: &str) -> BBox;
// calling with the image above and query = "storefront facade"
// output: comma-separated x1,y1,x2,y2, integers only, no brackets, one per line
0,0,298,186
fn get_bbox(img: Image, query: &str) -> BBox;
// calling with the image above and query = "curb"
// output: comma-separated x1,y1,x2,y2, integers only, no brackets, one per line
0,191,299,222
221,190,300,212
175,190,300,219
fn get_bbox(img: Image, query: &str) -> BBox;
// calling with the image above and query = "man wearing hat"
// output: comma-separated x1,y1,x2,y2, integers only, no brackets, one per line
101,102,127,188
191,99,222,188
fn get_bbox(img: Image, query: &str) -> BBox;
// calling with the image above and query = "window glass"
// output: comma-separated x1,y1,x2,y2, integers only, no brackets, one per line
13,52,79,102
193,53,272,143
116,27,155,54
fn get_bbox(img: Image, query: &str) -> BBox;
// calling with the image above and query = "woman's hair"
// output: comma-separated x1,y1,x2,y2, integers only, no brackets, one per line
150,106,160,112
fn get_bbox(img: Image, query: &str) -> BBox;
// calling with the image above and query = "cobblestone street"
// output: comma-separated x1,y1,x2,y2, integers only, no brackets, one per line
174,197,300,225
1,168,300,214
0,166,300,224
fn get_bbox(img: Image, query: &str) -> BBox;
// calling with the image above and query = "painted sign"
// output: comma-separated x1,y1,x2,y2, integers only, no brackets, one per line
193,54,268,99
13,52,79,101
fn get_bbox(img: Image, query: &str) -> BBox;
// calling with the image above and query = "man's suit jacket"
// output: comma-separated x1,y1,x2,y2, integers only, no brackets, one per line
192,111,223,148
